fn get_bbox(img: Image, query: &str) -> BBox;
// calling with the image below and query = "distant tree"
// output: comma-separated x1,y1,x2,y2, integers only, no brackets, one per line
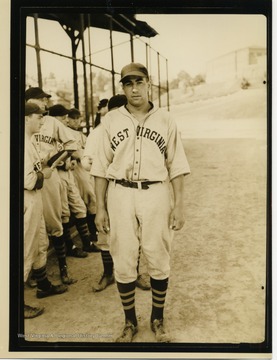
95,71,110,92
177,70,192,84
192,74,205,86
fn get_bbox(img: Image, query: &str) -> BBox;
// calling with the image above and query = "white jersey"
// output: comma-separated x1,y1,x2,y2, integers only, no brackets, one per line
91,104,190,182
24,136,43,190
32,115,77,163
82,126,101,172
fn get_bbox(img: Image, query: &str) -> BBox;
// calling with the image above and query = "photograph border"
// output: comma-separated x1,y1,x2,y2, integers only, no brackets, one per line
7,0,272,357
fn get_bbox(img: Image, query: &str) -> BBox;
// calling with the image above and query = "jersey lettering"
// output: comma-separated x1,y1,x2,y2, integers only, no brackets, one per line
33,160,42,172
34,133,53,144
111,128,129,151
137,126,167,155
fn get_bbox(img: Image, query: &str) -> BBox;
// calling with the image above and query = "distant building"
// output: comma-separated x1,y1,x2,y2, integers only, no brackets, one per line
206,46,266,84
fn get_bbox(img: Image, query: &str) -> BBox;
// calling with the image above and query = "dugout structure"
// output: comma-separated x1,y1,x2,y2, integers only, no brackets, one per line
25,12,170,133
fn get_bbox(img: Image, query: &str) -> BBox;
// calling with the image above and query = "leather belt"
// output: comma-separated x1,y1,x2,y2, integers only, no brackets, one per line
113,179,161,190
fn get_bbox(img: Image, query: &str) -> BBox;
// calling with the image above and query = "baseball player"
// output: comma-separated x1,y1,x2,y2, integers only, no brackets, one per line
67,108,98,244
48,104,100,256
91,63,190,342
24,103,68,319
94,98,108,128
83,94,150,292
25,87,78,285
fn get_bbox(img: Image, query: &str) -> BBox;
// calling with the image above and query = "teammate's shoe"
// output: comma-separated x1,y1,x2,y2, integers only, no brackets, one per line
115,321,138,342
92,273,115,292
24,304,44,319
135,273,150,290
36,284,68,299
60,265,77,285
66,246,88,258
83,242,101,253
151,319,171,343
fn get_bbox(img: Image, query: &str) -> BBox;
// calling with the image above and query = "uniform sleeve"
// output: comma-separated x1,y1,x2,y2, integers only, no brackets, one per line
90,122,113,178
166,117,190,181
83,132,94,158
24,143,39,190
52,116,78,151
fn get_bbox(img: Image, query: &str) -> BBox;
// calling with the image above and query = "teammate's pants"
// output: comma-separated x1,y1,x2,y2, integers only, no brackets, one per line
24,190,49,282
107,181,174,283
58,169,87,223
72,163,96,215
41,168,64,237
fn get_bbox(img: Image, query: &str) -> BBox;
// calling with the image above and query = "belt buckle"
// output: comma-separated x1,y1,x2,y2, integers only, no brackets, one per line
141,182,149,190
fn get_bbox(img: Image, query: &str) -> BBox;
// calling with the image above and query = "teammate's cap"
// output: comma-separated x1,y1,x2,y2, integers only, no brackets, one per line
97,99,108,110
120,62,149,83
25,87,51,101
48,104,70,117
25,102,45,116
108,94,127,111
68,108,81,119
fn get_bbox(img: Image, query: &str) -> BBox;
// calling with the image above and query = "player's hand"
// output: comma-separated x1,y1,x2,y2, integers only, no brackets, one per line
95,208,110,234
81,156,93,172
41,166,53,179
169,206,185,231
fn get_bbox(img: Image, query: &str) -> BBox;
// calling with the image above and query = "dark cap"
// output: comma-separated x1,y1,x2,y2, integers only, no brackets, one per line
25,102,45,116
97,99,108,111
68,108,81,119
25,87,51,101
120,62,149,83
48,104,70,117
108,94,127,111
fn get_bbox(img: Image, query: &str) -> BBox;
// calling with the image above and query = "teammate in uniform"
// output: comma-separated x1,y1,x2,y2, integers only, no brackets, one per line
67,107,98,244
25,87,78,285
24,103,68,319
91,63,190,342
48,104,100,256
94,98,108,128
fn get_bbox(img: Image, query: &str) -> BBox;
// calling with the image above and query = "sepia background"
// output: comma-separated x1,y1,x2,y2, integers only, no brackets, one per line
22,12,269,345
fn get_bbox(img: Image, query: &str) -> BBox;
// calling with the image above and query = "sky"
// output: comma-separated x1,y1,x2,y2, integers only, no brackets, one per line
136,14,267,79
25,13,267,83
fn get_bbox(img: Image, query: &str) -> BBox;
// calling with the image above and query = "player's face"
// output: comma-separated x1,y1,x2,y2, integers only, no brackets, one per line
28,97,49,111
122,76,150,107
26,113,44,134
68,117,81,130
99,106,108,116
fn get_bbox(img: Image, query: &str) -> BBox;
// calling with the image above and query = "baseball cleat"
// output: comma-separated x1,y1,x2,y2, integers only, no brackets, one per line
24,304,44,319
92,273,115,292
151,319,171,343
66,247,88,258
135,273,150,290
36,284,68,298
60,266,78,285
115,321,138,342
83,242,101,253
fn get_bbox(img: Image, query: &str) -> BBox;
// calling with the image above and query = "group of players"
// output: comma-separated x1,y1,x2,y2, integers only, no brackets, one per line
24,62,190,343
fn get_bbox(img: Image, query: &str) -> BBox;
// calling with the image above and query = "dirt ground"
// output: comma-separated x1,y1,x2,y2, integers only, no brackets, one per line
24,88,268,345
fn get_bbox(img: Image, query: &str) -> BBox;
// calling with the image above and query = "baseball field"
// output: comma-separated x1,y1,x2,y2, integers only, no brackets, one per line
24,85,268,345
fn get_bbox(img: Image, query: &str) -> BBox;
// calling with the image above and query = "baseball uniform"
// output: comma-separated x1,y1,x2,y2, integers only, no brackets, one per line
91,104,190,283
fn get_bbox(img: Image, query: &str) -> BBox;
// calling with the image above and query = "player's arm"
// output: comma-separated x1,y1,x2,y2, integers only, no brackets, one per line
94,176,110,234
53,117,78,151
169,175,186,231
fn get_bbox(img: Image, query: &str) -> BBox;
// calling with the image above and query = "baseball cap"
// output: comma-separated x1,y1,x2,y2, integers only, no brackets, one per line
97,99,109,110
48,104,70,117
108,94,127,111
25,87,51,101
120,63,149,83
25,102,45,116
68,108,81,119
